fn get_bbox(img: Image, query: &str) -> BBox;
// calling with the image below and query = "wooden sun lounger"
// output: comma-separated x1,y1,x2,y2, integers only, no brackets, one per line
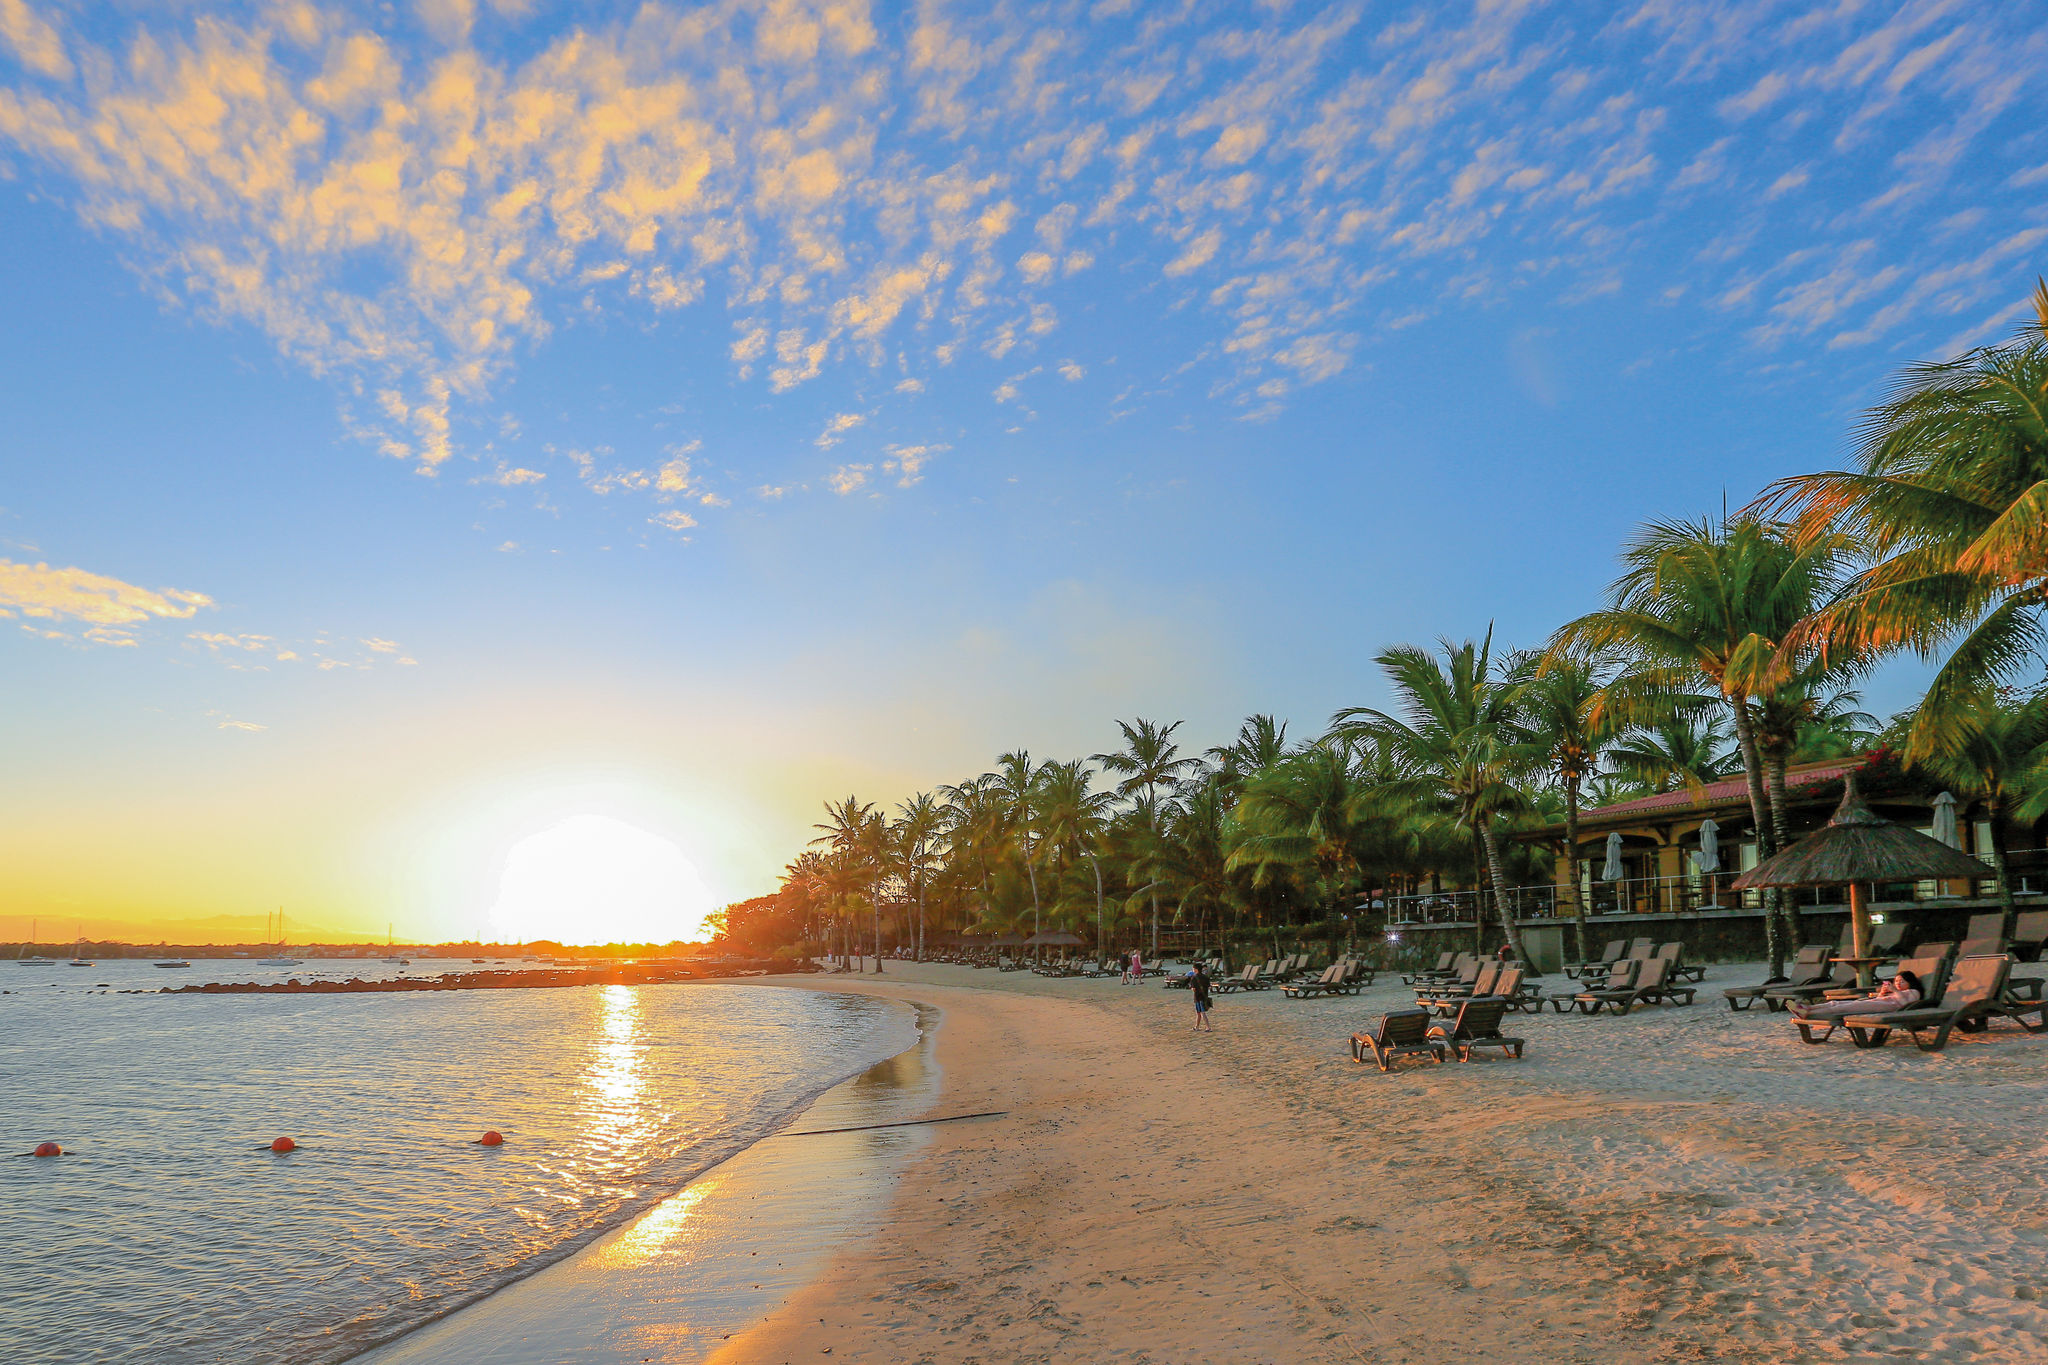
1428,998,1525,1061
1572,958,1672,1015
1283,963,1344,999
1841,955,2012,1051
1550,958,1635,1012
1418,961,1499,1009
1351,1009,1442,1071
1723,945,1831,1011
2012,911,2048,963
1402,951,1460,986
1655,942,1706,984
1566,939,1628,981
1761,958,1860,1011
1793,956,1949,1045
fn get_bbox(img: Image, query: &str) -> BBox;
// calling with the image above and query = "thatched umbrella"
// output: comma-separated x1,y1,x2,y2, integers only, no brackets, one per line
1023,930,1085,947
1732,774,1988,980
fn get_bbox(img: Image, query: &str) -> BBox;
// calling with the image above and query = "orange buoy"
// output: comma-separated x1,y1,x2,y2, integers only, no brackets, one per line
32,1142,61,1158
270,1136,297,1154
478,1130,503,1146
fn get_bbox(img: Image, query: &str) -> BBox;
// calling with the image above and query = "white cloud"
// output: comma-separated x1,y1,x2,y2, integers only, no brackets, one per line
827,464,871,495
0,559,211,643
815,411,867,449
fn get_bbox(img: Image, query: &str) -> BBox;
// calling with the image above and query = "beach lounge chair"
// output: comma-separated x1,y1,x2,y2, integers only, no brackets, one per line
1793,956,1950,1045
1957,936,2004,961
2011,911,2048,963
1868,922,1908,957
1282,964,1343,999
1841,955,2014,1051
1418,961,1498,1008
1403,952,1465,986
1566,939,1628,981
1212,964,1261,994
1761,956,1861,1011
1654,942,1706,984
1340,959,1376,991
1416,957,1483,999
1350,1009,1442,1071
1573,958,1671,1014
1494,966,1545,1014
1548,958,1636,1012
1427,997,1525,1061
1968,912,2008,943
1723,945,1831,1011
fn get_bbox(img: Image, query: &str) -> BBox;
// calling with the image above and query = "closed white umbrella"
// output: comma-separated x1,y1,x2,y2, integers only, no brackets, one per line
1695,818,1721,874
1601,832,1624,881
1932,791,1961,850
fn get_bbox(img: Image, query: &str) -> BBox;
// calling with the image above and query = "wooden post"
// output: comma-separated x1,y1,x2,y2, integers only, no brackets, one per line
1849,881,1873,988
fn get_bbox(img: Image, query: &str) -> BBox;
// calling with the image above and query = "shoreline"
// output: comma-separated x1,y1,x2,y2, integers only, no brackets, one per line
351,991,941,1364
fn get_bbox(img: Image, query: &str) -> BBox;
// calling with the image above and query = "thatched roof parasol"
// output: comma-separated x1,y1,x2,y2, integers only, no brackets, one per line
1024,929,1085,947
1732,774,1986,982
1731,775,1987,889
988,933,1028,947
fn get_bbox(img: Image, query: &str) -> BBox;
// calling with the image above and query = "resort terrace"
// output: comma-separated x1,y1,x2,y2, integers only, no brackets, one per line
1387,756,2048,959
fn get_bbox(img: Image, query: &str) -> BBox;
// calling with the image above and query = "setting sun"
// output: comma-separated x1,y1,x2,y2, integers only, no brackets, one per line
487,815,715,945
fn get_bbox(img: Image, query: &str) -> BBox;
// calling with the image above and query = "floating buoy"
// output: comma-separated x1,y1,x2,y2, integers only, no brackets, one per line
32,1142,61,1158
270,1136,297,1154
478,1130,503,1146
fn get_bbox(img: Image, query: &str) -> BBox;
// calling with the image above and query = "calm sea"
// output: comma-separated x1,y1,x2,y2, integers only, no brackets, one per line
0,962,918,1364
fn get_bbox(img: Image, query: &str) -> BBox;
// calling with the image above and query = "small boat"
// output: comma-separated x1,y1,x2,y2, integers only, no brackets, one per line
68,927,92,967
16,919,55,966
381,923,407,964
154,960,191,969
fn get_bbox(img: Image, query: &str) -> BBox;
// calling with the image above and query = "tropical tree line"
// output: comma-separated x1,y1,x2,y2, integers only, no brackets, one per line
719,283,2048,975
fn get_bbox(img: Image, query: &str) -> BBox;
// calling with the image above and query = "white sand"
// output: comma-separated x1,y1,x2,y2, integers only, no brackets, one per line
715,959,2048,1364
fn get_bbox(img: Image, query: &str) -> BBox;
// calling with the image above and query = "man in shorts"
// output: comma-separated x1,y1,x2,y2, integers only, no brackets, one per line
1190,961,1214,1031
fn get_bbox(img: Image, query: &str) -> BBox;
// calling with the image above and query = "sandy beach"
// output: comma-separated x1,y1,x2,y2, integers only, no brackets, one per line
693,960,2048,1365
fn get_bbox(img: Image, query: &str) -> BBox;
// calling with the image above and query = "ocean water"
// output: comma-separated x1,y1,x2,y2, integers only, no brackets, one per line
0,965,919,1364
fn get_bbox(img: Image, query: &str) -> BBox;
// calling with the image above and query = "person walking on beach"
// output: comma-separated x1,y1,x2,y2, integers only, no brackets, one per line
1127,949,1144,984
1190,962,1214,1031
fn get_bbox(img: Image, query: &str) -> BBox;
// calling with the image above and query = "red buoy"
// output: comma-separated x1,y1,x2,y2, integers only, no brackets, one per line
478,1130,503,1146
270,1136,297,1154
32,1142,60,1158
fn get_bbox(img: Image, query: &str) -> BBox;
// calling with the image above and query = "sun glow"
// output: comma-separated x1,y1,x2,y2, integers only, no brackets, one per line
488,814,715,945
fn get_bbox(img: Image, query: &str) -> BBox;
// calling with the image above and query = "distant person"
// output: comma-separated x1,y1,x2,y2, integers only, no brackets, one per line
1790,969,1923,1019
1190,961,1214,1031
1127,949,1144,984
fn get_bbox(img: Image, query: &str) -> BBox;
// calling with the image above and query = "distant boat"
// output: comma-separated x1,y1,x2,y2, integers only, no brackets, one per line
16,918,55,966
154,960,191,969
382,922,407,965
257,908,301,967
69,927,92,967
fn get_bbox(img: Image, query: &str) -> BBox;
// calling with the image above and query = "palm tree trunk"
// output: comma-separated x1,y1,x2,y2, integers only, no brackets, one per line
1564,779,1587,964
1089,852,1105,967
1023,839,1042,964
1987,795,2017,919
1729,698,1786,977
1763,752,1805,946
1479,817,1531,965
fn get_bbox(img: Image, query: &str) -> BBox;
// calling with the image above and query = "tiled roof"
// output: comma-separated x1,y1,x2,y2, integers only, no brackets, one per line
1583,759,1865,821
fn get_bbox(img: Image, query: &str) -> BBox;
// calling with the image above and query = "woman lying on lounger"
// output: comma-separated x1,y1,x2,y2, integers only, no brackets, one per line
1788,970,1922,1020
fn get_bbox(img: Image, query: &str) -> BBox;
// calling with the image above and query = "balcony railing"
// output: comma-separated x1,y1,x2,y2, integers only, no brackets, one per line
1385,848,2048,926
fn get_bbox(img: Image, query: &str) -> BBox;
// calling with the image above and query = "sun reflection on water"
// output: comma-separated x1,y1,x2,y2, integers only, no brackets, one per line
579,985,655,1167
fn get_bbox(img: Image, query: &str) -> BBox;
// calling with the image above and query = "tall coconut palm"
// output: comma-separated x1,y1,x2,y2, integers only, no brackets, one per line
1205,715,1294,804
1512,653,1623,961
812,796,886,970
1225,746,1387,910
892,792,944,961
1328,631,1533,963
1764,282,2048,762
1149,779,1237,954
1034,759,1115,960
938,775,1005,930
988,751,1046,946
1093,718,1199,954
1550,517,1848,974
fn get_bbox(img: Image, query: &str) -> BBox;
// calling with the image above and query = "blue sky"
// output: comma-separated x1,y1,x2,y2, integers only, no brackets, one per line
1,0,2042,938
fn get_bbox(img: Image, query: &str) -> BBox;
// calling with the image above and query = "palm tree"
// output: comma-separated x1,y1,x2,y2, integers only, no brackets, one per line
1148,779,1238,955
1512,653,1622,961
1912,686,2048,918
1763,282,2048,762
939,775,1005,930
1204,715,1293,804
1550,517,1847,974
1226,746,1389,918
1034,759,1115,960
812,796,886,971
892,792,944,961
1093,718,1199,953
988,751,1046,947
1328,631,1533,963
1607,710,1738,794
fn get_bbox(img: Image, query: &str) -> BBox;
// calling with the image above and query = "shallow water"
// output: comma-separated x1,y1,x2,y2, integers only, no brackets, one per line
0,976,918,1363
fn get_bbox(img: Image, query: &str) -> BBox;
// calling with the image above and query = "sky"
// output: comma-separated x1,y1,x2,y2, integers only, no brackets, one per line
1,0,2043,944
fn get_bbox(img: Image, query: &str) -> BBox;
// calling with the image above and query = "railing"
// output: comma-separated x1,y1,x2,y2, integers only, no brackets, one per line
1386,850,2048,926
